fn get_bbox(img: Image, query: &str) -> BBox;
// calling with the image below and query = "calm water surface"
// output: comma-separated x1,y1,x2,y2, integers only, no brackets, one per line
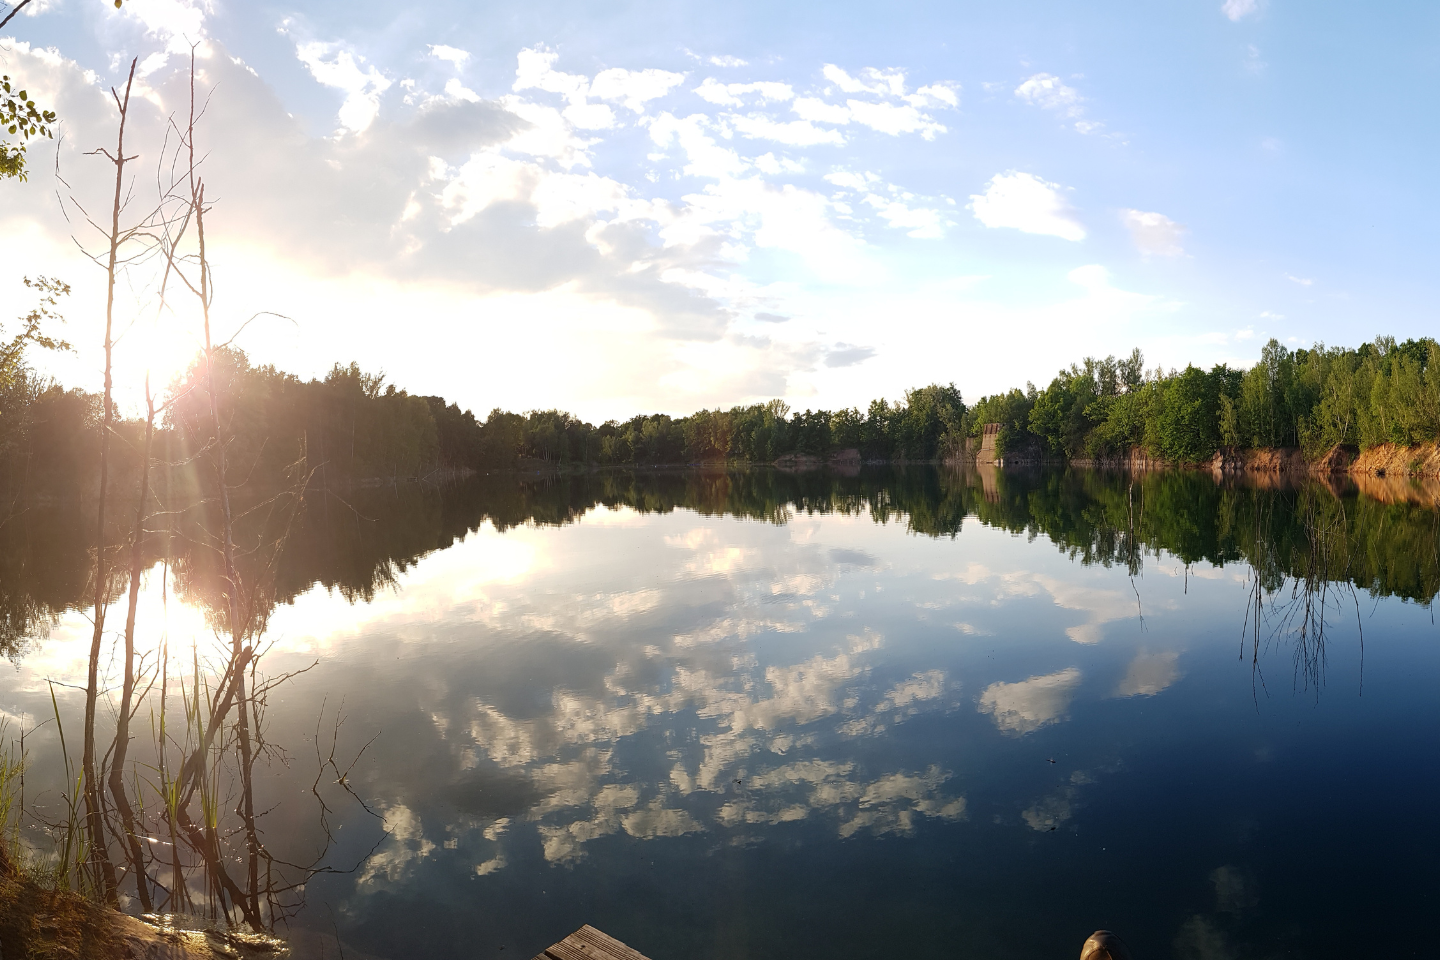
4,467,1438,959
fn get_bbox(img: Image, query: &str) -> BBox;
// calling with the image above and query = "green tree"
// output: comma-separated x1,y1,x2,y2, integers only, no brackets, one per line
1,276,70,388
1149,365,1235,463
0,75,56,181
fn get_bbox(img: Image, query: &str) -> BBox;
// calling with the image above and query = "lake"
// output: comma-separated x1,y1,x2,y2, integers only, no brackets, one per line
3,466,1438,959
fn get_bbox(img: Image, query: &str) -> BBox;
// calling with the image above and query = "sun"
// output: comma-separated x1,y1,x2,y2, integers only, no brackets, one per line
111,306,207,411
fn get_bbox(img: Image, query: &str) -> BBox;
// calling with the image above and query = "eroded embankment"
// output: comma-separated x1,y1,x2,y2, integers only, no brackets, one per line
1209,442,1440,479
1211,447,1316,474
1348,442,1440,477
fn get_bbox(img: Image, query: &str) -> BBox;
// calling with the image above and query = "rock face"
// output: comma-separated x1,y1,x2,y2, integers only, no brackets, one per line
1206,443,1440,478
1311,444,1358,473
1209,447,1310,473
1349,442,1440,477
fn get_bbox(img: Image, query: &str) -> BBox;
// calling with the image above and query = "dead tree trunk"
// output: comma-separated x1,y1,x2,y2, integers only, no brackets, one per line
82,56,138,905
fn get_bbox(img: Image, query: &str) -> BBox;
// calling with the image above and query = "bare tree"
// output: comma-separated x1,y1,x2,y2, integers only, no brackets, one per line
80,56,139,904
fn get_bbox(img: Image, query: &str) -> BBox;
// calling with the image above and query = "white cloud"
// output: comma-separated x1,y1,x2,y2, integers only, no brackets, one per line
792,97,852,125
846,99,945,139
12,0,56,16
0,38,986,416
295,41,393,134
728,114,844,147
513,45,585,99
124,0,207,52
648,112,748,179
1015,73,1082,115
590,67,687,112
969,171,1085,241
498,95,601,164
693,78,794,106
1285,273,1313,286
670,177,873,282
513,49,684,118
642,111,876,281
822,64,906,97
1119,209,1186,257
823,170,876,191
1015,72,1099,134
136,51,170,79
512,48,682,127
864,194,946,239
908,83,960,108
753,152,804,175
429,45,470,66
443,77,480,102
1222,0,1258,21
710,55,747,67
511,45,615,129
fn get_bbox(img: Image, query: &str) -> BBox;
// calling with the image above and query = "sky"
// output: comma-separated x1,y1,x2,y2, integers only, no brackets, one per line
2,0,1438,421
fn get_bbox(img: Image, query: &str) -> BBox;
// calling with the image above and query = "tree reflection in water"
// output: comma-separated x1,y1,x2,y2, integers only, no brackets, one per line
4,465,1438,672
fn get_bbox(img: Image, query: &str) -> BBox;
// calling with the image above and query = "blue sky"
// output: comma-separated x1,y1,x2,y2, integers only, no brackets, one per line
3,0,1438,420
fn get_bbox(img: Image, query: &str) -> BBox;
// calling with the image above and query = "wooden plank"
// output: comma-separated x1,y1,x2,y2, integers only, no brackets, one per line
544,940,599,960
532,925,653,960
571,925,652,960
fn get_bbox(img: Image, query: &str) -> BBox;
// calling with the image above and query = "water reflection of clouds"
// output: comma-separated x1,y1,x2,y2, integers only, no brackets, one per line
441,616,966,865
978,667,1083,735
717,762,966,838
18,509,1195,897
358,803,436,886
1113,650,1182,697
1020,767,1113,832
315,513,994,878
933,562,1139,643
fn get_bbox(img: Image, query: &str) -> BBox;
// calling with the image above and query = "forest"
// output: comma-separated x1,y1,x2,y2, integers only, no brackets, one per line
970,337,1440,463
6,330,1440,499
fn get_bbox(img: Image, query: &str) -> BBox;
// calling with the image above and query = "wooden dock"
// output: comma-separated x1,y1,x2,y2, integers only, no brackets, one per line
531,925,653,960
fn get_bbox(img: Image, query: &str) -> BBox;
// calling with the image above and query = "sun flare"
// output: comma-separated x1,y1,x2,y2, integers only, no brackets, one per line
112,307,207,406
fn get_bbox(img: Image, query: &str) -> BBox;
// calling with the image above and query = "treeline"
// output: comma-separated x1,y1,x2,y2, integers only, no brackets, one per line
2,349,488,495
6,336,1440,501
2,348,970,495
973,336,1440,463
480,383,966,466
174,353,967,478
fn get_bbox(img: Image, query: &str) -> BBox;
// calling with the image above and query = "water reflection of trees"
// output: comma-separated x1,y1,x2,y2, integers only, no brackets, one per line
4,465,1439,662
